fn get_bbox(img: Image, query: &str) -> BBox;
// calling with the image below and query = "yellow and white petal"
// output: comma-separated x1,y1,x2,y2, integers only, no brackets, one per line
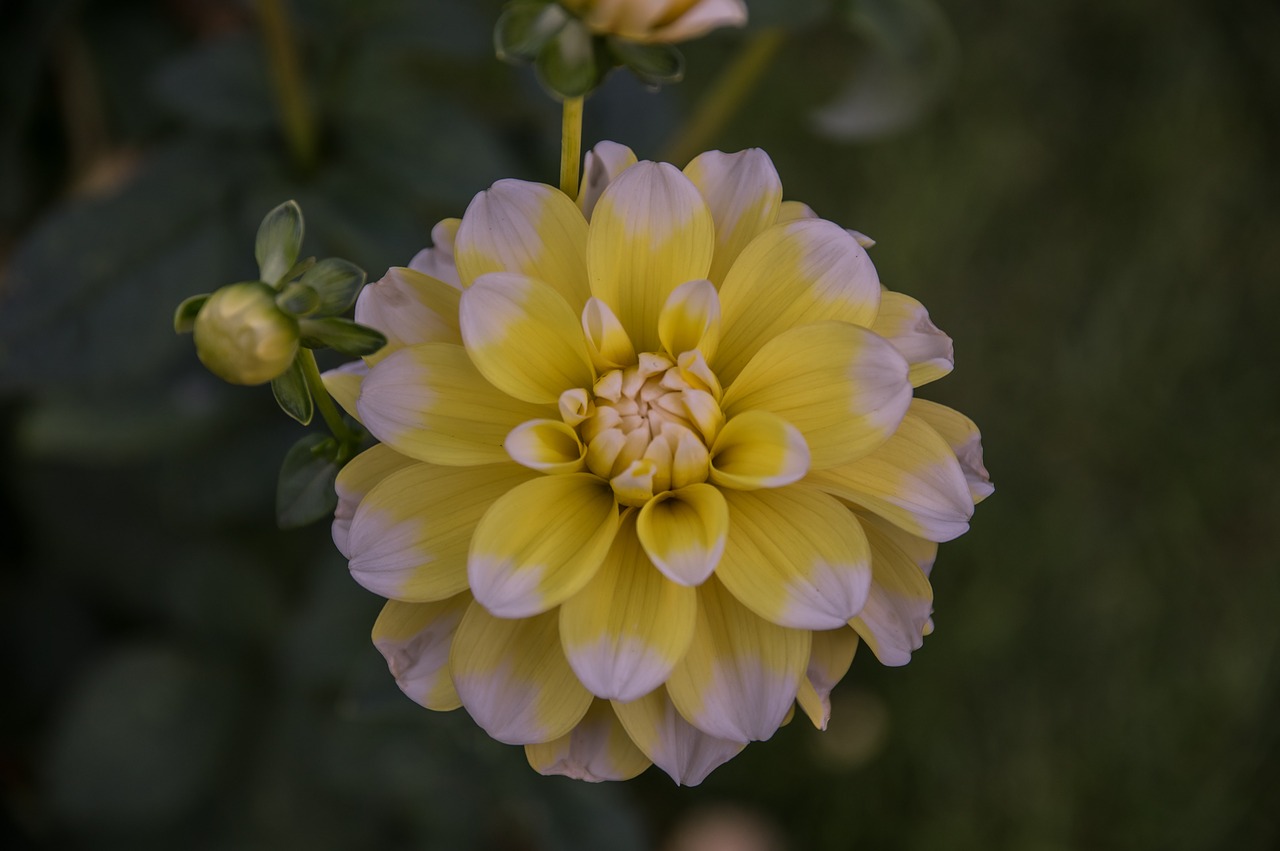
468,474,619,618
322,359,368,422
709,409,810,490
560,513,697,701
649,0,749,43
870,290,954,388
658,278,721,361
587,161,714,353
504,419,586,474
857,508,938,576
454,179,590,308
716,220,881,384
332,443,418,558
372,595,470,711
459,272,595,405
636,483,729,587
450,603,592,745
806,413,973,542
612,688,745,787
347,463,536,601
720,321,912,469
354,266,461,364
717,486,872,630
909,398,993,504
665,578,811,742
526,700,651,782
578,141,638,220
683,148,782,285
408,217,462,288
796,626,859,729
777,200,817,222
581,297,638,371
357,343,552,466
849,510,934,666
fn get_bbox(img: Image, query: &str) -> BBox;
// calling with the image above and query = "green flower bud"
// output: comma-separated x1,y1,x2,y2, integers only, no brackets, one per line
193,282,300,385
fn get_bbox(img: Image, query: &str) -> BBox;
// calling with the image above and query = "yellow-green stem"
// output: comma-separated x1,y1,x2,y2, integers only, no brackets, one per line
258,0,318,171
298,349,350,441
663,29,786,165
560,96,584,198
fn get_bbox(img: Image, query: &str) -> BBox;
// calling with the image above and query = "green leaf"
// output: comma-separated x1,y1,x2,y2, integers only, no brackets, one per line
609,39,684,87
270,356,313,425
278,255,317,285
276,433,341,529
299,317,386,357
255,200,304,286
276,281,321,316
535,19,601,99
298,257,367,316
494,1,567,63
173,293,209,333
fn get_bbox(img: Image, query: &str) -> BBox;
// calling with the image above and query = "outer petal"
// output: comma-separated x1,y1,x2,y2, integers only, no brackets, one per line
717,486,872,630
354,266,461,364
649,0,748,43
372,595,470,711
560,513,696,701
716,220,881,384
665,578,811,742
683,149,782,285
777,200,817,222
796,627,859,730
709,409,810,490
636,483,729,586
849,510,934,666
356,342,551,466
347,463,537,601
526,700,651,782
468,474,619,618
720,321,912,469
578,141,638,220
870,290,954,387
322,359,368,423
454,180,590,309
408,217,462,287
451,603,592,745
504,419,586,474
459,272,595,405
909,398,994,504
612,688,744,787
332,443,418,558
806,413,973,542
587,161,714,353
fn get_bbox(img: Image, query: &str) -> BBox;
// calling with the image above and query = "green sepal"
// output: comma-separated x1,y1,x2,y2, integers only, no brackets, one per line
278,255,317,286
299,317,387,357
270,356,313,425
173,294,210,334
276,281,321,317
495,1,567,63
276,433,341,529
255,200,304,287
298,258,367,316
535,18,601,99
609,39,684,87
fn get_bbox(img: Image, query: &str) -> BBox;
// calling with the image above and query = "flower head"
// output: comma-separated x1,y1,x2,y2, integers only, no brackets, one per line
327,143,991,785
560,0,748,43
193,281,299,385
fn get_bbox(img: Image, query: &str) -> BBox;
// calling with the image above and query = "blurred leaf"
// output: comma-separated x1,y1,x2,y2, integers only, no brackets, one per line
495,1,567,62
271,357,313,425
276,280,322,316
610,39,685,87
173,293,209,333
150,34,276,132
277,432,340,528
256,200,305,286
536,19,600,99
299,317,385,357
299,258,367,316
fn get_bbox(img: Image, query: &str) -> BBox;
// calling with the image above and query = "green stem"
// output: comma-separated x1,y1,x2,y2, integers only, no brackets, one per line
297,349,351,443
257,0,318,171
662,29,786,165
560,96,584,198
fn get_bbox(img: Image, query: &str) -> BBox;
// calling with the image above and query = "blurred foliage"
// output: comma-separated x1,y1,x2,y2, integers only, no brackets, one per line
2,0,1279,849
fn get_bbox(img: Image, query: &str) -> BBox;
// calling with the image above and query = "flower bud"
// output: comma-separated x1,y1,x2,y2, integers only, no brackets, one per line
193,282,300,385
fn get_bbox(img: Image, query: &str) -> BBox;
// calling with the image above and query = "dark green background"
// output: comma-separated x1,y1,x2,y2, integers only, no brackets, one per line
2,0,1277,848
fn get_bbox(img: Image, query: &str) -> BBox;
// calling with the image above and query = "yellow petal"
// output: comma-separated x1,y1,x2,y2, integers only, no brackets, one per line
635,483,728,587
683,148,782,285
611,688,744,787
321,359,368,423
356,342,552,466
372,595,471,711
856,508,938,576
353,266,461,365
716,220,881,384
658,278,721,361
870,290,954,387
459,272,595,405
721,321,912,468
468,474,619,617
504,419,586,474
582,297,638,370
454,179,590,309
849,509,934,667
332,443,418,558
408,217,462,288
450,603,592,745
806,413,973,542
578,141,638,220
347,463,536,601
587,161,714,353
777,200,817,222
560,513,696,701
796,627,858,729
717,486,872,630
909,398,993,504
665,578,811,742
526,700,651,782
709,409,810,490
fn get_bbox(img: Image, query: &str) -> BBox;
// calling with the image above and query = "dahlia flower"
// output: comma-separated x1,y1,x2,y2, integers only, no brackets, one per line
559,0,747,44
326,142,991,785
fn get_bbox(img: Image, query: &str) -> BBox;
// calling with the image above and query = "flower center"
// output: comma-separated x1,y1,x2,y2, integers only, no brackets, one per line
568,351,724,506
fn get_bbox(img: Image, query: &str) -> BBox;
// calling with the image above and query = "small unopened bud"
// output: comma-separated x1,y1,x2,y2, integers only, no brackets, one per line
193,282,300,385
